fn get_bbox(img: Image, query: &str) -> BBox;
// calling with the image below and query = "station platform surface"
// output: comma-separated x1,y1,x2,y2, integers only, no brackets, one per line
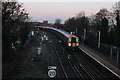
78,44,120,78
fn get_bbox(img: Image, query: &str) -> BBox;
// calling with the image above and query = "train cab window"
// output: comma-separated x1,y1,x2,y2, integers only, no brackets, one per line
71,37,76,43
76,38,79,42
69,38,71,42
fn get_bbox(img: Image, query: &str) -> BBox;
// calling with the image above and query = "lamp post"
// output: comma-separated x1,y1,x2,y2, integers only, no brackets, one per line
84,29,86,40
76,28,77,35
83,29,86,45
98,31,101,48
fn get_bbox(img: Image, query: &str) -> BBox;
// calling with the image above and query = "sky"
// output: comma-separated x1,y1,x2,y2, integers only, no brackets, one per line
18,0,120,23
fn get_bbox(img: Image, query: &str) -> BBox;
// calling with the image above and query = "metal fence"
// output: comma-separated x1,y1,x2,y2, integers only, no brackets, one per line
80,37,120,65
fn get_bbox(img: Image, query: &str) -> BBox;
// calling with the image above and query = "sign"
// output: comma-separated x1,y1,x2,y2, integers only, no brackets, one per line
48,66,57,78
48,70,56,78
48,66,57,69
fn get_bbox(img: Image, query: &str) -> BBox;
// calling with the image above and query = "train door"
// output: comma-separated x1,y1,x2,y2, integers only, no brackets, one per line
71,37,76,47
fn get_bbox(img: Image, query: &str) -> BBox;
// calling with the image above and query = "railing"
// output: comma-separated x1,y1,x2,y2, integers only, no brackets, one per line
80,36,120,66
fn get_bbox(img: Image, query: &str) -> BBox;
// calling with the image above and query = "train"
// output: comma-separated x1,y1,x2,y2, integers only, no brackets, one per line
35,26,79,50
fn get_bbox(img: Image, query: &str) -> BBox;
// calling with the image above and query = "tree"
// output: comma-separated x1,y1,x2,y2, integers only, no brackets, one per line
111,1,120,46
75,11,85,18
93,8,110,43
113,1,120,27
64,11,89,36
2,0,31,64
64,17,76,32
54,18,61,29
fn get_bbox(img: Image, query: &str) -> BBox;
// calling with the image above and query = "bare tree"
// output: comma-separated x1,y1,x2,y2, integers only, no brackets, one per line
2,0,31,64
76,11,85,18
113,1,120,27
54,18,61,28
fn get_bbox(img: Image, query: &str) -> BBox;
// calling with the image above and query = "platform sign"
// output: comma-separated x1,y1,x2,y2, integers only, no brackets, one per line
48,66,57,78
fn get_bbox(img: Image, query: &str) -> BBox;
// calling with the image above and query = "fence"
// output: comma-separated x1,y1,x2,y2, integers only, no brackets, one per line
80,37,120,65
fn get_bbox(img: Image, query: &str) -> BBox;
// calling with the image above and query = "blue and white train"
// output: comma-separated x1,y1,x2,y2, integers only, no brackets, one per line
35,26,79,48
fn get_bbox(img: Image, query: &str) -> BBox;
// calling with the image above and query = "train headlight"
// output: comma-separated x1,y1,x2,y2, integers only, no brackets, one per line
76,43,79,46
68,43,71,46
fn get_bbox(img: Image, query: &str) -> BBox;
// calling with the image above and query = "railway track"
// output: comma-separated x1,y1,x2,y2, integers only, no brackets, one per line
42,32,65,78
74,50,105,77
54,34,119,79
56,44,94,79
51,34,94,79
71,49,119,79
44,31,119,79
51,35,79,78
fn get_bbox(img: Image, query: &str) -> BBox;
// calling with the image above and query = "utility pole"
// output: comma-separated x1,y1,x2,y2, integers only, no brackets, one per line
98,31,101,48
76,28,77,35
84,29,86,40
83,29,86,45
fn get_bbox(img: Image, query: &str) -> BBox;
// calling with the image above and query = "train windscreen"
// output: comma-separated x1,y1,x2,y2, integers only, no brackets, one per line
71,37,76,43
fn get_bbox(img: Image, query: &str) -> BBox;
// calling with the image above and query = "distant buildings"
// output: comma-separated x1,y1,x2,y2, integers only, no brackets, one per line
32,20,63,28
38,20,53,27
43,20,48,25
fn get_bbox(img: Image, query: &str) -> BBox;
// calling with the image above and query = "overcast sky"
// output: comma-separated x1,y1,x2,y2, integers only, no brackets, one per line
18,0,120,23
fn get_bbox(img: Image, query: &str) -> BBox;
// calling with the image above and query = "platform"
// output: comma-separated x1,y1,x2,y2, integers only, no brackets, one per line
79,44,120,78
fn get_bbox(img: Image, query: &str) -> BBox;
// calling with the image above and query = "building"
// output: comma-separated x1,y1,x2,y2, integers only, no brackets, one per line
43,21,48,25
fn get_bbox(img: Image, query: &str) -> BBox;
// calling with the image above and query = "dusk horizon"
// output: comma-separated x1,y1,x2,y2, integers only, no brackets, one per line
23,2,118,23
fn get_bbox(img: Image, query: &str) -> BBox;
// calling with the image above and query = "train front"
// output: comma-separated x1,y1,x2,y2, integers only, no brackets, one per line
68,36,79,50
